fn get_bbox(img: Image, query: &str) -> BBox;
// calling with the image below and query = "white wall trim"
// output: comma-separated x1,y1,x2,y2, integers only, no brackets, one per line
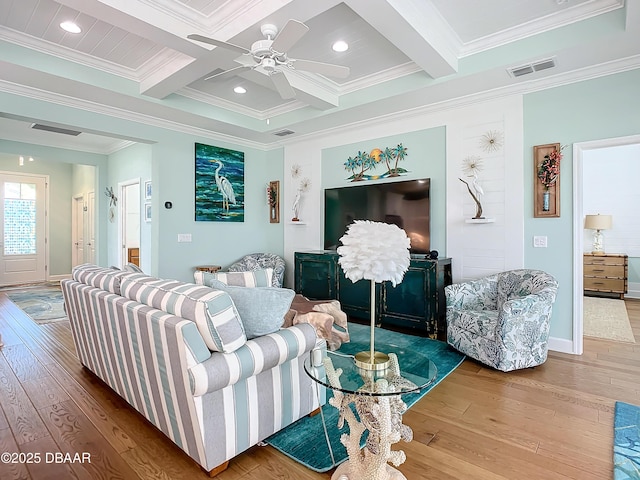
49,274,71,283
627,282,640,299
548,336,574,355
573,133,640,355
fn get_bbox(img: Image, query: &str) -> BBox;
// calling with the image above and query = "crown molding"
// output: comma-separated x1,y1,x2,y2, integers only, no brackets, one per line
278,54,640,146
1,55,638,153
0,26,165,82
458,0,624,56
337,62,425,95
0,80,272,151
145,0,283,32
178,87,306,120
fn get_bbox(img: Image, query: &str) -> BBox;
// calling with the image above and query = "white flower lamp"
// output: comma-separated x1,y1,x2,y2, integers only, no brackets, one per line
584,214,612,255
337,220,411,370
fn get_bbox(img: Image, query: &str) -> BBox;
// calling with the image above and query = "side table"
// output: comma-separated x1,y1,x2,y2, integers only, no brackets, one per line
195,265,221,273
304,348,437,480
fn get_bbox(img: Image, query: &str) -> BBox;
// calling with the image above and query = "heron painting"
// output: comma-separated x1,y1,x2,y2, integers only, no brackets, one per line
195,143,244,222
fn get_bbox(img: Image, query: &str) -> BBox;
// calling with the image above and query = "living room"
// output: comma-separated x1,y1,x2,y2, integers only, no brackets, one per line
0,1,639,478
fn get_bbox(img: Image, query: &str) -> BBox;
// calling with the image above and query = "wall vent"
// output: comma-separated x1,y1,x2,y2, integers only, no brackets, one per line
31,123,81,136
508,57,556,78
273,129,295,136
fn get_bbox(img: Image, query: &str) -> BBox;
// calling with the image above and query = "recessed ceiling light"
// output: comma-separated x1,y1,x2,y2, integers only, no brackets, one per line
332,40,349,52
233,86,247,94
60,21,81,34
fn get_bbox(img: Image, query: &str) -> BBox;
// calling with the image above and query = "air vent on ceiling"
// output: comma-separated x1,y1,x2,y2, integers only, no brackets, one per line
31,123,81,136
508,58,556,78
273,129,295,136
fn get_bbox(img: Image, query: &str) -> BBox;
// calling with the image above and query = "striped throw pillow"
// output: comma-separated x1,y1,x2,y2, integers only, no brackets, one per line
120,274,246,353
194,268,273,288
72,264,126,295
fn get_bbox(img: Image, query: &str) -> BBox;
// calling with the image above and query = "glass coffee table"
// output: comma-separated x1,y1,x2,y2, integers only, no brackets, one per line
304,347,437,480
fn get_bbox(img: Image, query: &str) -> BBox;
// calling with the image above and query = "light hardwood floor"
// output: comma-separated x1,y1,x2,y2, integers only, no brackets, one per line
0,293,638,479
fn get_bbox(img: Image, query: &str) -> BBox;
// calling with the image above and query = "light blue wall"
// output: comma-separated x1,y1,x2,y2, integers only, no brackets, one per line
523,68,640,339
107,143,152,271
0,89,285,283
151,135,284,282
72,164,96,195
320,127,447,254
0,141,107,273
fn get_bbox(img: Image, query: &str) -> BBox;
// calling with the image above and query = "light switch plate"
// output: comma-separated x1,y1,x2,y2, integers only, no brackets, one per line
533,236,548,248
177,233,192,243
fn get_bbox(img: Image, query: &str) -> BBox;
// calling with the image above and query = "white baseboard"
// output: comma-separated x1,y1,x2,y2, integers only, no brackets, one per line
548,336,575,354
627,281,640,299
48,274,71,282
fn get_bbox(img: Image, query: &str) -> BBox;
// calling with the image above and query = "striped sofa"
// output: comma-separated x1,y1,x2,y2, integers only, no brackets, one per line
61,264,321,475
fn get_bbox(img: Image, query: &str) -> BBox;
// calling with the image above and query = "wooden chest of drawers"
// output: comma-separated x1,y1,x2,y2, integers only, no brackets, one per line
583,253,628,299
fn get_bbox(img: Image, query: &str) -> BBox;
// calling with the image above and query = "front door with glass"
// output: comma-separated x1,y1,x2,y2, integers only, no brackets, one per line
0,173,47,285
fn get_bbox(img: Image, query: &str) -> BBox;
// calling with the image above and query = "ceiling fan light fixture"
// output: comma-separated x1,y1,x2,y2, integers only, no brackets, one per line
233,86,247,94
60,21,81,34
332,40,349,52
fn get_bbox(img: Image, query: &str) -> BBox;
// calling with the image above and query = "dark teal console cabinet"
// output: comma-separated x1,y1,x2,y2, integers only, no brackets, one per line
294,251,452,339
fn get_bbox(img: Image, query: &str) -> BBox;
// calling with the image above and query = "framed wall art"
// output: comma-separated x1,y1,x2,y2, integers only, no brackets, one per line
267,180,280,223
194,143,244,222
533,143,562,218
144,203,151,222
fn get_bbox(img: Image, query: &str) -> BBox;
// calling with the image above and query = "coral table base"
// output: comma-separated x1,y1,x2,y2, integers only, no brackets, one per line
324,354,415,480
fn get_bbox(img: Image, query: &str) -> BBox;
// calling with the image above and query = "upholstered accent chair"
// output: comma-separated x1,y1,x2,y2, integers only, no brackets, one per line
228,253,286,288
445,269,558,372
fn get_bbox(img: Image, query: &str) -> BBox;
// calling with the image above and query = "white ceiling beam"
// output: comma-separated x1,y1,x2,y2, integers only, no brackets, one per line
137,0,343,103
345,0,459,79
282,72,339,110
239,70,339,110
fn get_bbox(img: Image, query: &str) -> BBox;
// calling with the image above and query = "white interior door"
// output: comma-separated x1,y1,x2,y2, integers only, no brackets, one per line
87,191,95,264
72,195,85,267
0,173,47,285
119,180,140,268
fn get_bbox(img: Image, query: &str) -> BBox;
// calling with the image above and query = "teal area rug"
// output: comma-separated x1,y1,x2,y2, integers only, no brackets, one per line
6,285,66,324
265,322,465,472
614,401,640,479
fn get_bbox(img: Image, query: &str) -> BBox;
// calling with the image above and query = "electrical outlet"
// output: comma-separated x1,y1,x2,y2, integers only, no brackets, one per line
533,236,548,248
177,233,192,243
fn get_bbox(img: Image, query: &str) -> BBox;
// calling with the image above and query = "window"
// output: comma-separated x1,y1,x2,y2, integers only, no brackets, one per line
4,181,37,255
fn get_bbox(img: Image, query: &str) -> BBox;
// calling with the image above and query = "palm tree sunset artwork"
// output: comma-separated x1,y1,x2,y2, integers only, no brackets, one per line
195,143,244,222
344,143,409,182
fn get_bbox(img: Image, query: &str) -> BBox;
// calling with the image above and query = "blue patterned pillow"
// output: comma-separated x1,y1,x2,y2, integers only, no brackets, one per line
207,279,294,339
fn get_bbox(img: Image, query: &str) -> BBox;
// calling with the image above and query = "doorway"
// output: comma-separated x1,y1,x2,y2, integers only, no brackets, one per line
72,194,85,267
71,190,96,268
572,134,640,354
119,180,141,268
0,172,47,285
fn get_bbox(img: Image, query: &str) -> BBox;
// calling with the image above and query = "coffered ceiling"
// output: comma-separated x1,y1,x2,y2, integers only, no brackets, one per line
0,0,637,153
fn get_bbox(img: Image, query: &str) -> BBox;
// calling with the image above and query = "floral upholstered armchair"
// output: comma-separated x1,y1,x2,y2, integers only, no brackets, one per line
228,253,286,288
445,269,558,372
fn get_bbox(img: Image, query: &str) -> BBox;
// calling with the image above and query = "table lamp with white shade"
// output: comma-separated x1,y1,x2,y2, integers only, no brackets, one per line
584,214,612,255
337,220,411,371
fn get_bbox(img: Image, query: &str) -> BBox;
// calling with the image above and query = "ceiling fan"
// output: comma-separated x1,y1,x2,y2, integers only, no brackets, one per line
188,20,350,100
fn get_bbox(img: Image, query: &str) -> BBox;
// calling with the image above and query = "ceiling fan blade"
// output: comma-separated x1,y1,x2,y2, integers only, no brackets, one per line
270,20,309,52
270,72,296,99
234,54,256,67
291,59,350,78
187,34,249,55
204,65,251,81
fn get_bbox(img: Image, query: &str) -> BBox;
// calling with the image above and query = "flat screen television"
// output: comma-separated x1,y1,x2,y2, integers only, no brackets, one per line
324,178,430,254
